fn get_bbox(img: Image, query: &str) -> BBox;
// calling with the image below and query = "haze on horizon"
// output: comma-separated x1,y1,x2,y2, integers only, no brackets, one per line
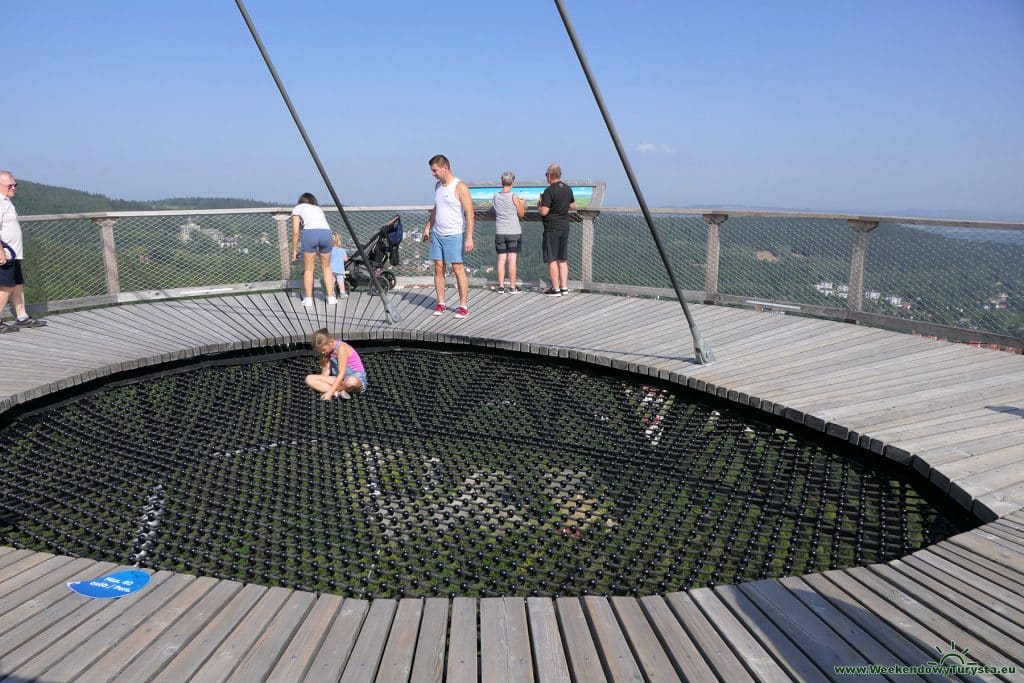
5,1,1023,220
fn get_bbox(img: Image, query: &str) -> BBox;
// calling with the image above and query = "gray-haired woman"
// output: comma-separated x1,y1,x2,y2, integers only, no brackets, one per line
493,171,526,293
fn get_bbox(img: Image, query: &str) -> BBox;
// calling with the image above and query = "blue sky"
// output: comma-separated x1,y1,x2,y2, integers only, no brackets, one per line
6,1,1023,218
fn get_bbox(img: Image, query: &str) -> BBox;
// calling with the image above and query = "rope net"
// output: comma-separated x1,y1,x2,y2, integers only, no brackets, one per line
0,347,977,597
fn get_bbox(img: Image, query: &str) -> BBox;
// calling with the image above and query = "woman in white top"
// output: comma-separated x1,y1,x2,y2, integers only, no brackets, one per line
291,192,336,306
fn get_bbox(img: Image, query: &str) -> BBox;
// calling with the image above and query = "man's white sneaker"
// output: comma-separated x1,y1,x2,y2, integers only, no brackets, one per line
327,296,338,305
301,297,314,307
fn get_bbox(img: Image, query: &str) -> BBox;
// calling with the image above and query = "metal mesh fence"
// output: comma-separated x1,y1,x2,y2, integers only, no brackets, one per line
15,208,1024,343
591,212,704,290
865,223,1024,339
0,346,977,598
20,219,107,305
288,209,429,283
309,210,583,291
717,217,852,303
463,219,583,290
114,213,284,292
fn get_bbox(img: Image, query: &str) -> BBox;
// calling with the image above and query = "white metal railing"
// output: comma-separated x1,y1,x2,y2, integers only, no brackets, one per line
17,206,1024,349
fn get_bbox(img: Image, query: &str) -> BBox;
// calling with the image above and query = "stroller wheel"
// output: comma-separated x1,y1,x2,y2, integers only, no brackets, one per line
381,272,397,292
345,275,357,291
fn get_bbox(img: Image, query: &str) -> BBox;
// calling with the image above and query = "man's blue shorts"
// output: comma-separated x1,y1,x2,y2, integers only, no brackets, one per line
429,231,464,263
300,229,333,254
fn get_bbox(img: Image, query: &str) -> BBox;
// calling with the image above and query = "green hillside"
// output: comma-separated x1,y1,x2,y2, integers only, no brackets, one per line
12,179,280,215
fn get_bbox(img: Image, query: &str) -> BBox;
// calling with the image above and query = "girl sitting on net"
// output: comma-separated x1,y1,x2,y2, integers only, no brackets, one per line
305,328,367,400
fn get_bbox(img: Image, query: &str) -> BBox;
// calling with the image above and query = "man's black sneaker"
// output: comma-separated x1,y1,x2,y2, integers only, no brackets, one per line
0,321,21,334
15,316,47,328
543,288,562,297
559,288,570,295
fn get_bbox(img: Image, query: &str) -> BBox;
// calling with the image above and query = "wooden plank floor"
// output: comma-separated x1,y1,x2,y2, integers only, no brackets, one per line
0,287,1022,681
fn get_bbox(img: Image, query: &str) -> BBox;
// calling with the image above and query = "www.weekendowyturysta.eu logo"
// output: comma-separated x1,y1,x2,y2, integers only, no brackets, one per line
927,641,977,668
834,640,1018,677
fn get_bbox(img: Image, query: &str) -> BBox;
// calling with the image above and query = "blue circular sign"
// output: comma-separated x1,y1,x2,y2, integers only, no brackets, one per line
68,569,151,599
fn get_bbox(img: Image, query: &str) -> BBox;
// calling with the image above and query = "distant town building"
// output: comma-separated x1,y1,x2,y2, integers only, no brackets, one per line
987,292,1010,306
816,282,909,307
178,218,201,242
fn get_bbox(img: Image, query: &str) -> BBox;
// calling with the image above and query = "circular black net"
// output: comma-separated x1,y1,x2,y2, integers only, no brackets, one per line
0,346,977,597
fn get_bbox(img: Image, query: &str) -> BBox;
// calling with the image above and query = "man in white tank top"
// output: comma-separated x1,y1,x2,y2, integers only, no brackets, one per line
423,154,475,319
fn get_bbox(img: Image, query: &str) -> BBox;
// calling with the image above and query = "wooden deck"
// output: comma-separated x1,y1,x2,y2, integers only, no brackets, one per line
1,288,1023,681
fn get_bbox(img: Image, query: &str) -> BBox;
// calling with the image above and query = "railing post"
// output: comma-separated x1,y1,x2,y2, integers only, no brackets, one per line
703,213,727,304
846,219,879,314
581,215,594,290
272,211,292,280
91,218,120,295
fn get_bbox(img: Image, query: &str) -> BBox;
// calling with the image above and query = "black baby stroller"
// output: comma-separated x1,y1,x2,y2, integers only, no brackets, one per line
345,215,403,293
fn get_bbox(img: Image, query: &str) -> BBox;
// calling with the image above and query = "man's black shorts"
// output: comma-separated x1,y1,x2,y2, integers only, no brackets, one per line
0,259,24,287
542,228,569,263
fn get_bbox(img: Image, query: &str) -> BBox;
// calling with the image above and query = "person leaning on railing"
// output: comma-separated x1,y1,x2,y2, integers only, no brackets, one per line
493,170,526,294
290,192,337,307
538,163,576,297
0,171,47,332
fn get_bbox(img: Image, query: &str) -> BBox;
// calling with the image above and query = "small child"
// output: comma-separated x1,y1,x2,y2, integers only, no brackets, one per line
329,233,349,299
304,328,367,400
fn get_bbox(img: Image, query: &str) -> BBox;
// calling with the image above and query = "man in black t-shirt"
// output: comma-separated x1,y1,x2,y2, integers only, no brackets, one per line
538,163,576,297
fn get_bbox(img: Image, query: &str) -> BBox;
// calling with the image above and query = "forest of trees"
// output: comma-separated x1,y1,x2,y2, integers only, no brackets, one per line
12,179,279,215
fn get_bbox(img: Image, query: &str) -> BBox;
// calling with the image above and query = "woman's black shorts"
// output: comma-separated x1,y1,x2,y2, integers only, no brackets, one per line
495,235,522,254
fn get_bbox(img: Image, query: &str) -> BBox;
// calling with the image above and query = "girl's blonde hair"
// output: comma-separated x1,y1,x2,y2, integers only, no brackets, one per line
331,232,342,247
312,328,333,354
